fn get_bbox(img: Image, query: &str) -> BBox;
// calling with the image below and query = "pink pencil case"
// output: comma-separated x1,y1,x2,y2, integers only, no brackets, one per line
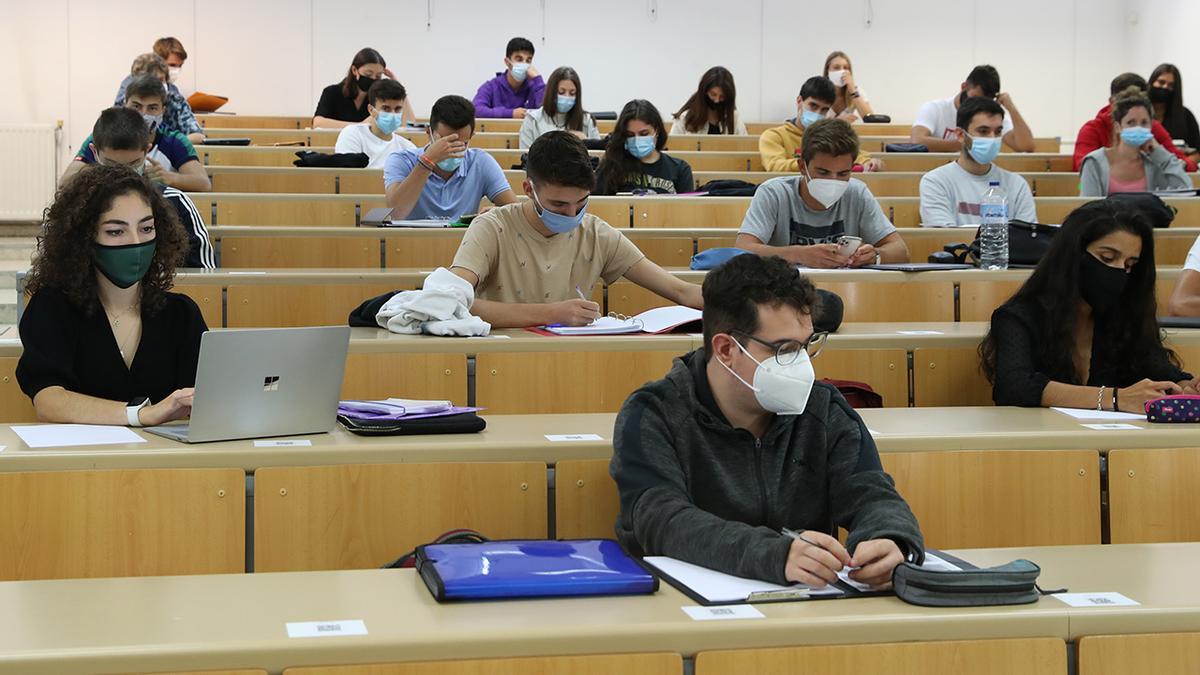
1145,395,1200,423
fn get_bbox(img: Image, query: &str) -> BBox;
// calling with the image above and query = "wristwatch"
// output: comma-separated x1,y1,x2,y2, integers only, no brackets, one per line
127,396,150,427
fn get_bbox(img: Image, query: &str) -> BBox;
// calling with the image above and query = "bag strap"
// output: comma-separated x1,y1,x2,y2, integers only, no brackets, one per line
383,529,490,569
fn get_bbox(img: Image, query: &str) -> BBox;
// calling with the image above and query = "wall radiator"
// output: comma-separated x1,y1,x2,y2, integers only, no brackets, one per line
0,123,61,223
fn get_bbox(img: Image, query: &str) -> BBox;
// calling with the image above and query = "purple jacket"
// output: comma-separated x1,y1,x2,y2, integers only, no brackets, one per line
472,72,546,119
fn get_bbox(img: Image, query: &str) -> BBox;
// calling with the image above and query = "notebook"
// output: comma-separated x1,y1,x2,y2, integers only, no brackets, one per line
539,306,702,336
360,207,454,228
415,539,659,601
644,551,970,606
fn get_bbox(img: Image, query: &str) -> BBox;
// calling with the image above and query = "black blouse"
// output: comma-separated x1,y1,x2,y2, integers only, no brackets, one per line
16,288,207,405
988,300,1191,407
314,83,368,123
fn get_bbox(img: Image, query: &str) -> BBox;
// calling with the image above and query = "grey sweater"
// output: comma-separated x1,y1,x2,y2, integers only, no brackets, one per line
610,349,924,585
1079,145,1190,197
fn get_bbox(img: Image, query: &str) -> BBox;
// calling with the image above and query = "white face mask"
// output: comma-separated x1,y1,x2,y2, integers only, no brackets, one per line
827,69,848,87
803,169,850,208
168,66,181,83
719,338,816,415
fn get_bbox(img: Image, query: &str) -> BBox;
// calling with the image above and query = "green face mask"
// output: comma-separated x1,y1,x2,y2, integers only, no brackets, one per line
93,240,156,289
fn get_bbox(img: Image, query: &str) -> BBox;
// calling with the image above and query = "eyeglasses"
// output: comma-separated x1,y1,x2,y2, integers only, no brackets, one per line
731,329,828,364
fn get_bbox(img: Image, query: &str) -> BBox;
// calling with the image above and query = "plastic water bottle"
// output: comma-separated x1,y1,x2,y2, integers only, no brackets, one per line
978,180,1009,270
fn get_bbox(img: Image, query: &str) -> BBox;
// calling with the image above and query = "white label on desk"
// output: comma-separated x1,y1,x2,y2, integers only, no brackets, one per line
229,271,268,275
1081,423,1142,431
896,330,944,335
681,604,764,621
254,439,314,447
1052,592,1139,607
545,434,604,442
286,619,368,638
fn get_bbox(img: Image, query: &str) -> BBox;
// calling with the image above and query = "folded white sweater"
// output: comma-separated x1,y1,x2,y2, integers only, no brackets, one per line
376,267,491,337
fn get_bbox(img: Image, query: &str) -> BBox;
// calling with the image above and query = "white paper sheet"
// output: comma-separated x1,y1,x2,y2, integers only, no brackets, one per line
545,434,604,442
1052,592,1139,607
11,424,147,449
681,604,764,621
896,330,945,335
645,556,843,604
285,619,368,638
1051,407,1145,421
1081,423,1142,431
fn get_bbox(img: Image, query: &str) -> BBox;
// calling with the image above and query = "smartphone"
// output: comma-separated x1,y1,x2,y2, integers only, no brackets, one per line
836,235,862,259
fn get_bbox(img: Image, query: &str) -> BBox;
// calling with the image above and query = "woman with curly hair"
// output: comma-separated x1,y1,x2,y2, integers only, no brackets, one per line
17,164,206,426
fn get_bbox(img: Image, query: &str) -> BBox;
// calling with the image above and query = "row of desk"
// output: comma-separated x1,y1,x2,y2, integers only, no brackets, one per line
0,543,1197,673
197,224,1200,271
197,146,1076,173
184,192,1200,230
204,165,1200,197
199,126,1064,154
5,320,1200,419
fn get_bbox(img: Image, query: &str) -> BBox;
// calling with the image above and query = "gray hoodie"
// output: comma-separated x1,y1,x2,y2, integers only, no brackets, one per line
610,349,924,585
1079,144,1191,197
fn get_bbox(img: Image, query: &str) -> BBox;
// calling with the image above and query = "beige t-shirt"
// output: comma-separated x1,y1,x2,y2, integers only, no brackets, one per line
451,203,646,303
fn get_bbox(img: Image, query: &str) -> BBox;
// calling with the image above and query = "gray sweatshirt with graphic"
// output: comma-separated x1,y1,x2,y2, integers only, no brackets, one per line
611,349,924,585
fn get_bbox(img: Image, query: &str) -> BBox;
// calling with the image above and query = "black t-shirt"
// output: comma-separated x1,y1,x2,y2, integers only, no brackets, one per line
16,288,208,404
594,153,695,195
314,83,368,123
707,122,722,135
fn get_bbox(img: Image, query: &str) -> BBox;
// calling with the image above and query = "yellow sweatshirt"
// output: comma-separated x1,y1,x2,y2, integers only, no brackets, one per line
758,120,872,172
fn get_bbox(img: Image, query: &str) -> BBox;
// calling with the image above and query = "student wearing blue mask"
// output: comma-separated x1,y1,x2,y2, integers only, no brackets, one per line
334,80,417,169
383,95,518,220
594,100,695,195
518,67,600,149
450,131,702,328
760,77,881,173
1079,87,1190,197
919,97,1037,227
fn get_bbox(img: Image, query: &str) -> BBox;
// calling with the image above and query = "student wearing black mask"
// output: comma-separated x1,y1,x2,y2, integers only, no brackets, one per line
314,48,415,129
670,66,748,135
1148,63,1200,163
980,200,1197,411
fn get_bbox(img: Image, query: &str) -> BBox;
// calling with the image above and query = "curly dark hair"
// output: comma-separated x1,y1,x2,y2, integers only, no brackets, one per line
26,164,188,316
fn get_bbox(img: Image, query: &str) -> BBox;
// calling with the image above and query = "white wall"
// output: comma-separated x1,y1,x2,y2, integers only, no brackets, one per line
0,0,1167,171
1126,0,1200,109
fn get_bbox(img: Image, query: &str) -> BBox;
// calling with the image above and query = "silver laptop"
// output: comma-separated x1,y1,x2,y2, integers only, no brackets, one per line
146,326,351,443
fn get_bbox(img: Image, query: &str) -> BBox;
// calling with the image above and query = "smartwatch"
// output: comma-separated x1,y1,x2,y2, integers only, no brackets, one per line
127,397,150,427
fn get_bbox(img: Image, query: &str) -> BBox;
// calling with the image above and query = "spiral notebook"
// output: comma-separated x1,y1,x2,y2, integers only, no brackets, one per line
538,306,702,336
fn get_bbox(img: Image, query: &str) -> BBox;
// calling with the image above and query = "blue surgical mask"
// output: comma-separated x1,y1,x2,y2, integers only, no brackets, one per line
625,135,656,159
375,111,402,135
510,61,530,82
799,109,823,128
530,182,587,234
966,135,1002,165
1120,126,1154,148
437,156,463,172
556,95,576,113
142,113,163,135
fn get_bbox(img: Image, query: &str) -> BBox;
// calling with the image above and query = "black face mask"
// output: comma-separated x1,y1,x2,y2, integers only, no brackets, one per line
1078,251,1129,314
1149,86,1173,104
356,75,377,93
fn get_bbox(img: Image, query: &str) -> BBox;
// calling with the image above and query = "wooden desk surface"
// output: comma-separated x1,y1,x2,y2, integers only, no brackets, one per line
960,543,1200,639
0,558,1072,674
0,414,617,473
2,401,1198,473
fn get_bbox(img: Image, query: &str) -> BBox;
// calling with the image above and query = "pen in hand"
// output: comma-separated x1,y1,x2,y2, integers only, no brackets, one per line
575,284,587,301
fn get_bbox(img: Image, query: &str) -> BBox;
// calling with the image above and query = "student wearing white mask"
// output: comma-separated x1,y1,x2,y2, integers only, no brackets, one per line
334,80,417,169
760,77,881,173
823,51,875,122
518,67,600,149
611,253,924,587
450,131,700,328
473,37,545,119
1079,87,1191,197
919,97,1037,227
739,118,907,268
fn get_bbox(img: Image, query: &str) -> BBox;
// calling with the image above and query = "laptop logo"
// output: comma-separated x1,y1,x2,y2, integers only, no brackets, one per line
263,376,280,392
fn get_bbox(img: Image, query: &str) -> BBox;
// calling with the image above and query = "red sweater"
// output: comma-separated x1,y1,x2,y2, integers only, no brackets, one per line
1074,104,1197,172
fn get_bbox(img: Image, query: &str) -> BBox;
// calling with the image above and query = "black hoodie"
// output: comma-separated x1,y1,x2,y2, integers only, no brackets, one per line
611,349,924,585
